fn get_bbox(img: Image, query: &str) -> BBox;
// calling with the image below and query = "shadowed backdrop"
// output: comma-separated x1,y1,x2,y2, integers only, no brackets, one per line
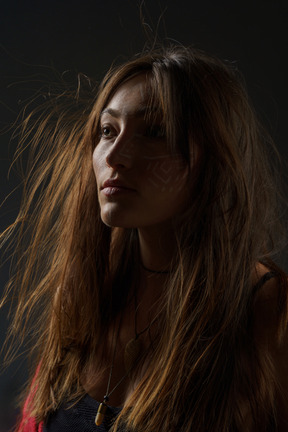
1,0,287,429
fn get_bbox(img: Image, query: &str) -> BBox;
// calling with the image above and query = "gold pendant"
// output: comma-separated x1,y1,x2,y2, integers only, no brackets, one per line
124,337,141,374
95,402,107,426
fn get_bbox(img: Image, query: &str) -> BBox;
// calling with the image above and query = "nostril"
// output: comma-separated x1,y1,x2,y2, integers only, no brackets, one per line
105,139,134,169
105,152,127,169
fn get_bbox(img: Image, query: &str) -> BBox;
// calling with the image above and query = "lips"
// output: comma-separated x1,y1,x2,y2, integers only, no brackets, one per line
101,178,136,196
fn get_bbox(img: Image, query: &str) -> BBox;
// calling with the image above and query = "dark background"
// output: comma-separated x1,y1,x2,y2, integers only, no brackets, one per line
1,0,287,429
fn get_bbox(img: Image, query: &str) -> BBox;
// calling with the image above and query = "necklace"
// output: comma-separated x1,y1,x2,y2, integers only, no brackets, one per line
141,263,170,275
124,298,151,375
95,320,123,426
95,298,152,426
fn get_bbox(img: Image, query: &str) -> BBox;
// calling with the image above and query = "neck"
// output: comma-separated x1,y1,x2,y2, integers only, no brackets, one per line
135,226,174,335
137,224,176,274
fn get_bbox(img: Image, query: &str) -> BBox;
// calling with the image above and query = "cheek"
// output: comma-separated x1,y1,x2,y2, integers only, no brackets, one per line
92,146,104,184
144,157,189,193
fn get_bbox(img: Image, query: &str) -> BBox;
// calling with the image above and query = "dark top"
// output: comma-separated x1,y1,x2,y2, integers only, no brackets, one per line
44,394,121,432
43,271,277,432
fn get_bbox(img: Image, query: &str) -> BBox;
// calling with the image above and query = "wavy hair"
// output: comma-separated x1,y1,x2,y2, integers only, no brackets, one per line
2,45,288,431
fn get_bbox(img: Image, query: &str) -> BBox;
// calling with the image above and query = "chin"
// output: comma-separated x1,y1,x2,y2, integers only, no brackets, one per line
100,211,136,229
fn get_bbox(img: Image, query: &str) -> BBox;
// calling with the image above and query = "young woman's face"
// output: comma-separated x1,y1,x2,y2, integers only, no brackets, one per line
93,74,190,229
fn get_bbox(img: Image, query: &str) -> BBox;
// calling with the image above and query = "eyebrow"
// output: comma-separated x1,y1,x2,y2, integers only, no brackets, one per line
100,106,158,119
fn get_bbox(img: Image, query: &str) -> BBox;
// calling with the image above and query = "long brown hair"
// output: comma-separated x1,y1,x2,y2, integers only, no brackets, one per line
2,45,287,431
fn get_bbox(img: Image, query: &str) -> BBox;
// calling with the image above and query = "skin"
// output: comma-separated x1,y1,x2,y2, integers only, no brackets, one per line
253,264,288,429
83,75,191,405
92,74,190,270
90,75,288,423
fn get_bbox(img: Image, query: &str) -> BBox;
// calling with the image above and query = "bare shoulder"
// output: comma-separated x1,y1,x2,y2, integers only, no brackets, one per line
252,263,287,340
252,263,288,429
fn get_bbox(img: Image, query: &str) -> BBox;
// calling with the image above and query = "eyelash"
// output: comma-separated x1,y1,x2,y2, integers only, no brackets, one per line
99,125,116,138
98,124,165,140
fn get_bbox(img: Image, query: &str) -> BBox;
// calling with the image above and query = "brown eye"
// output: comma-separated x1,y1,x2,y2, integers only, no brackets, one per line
102,126,111,136
100,125,115,138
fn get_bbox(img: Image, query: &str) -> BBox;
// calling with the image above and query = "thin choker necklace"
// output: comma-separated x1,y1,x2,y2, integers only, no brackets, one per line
141,263,170,275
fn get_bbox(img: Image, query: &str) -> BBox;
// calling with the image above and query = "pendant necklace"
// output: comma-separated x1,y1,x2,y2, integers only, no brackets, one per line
124,296,151,375
95,319,122,426
95,297,153,427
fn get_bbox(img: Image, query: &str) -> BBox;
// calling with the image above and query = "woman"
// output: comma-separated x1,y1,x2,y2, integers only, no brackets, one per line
4,45,288,431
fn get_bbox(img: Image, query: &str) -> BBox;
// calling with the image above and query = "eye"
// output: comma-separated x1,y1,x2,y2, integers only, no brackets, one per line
99,124,116,139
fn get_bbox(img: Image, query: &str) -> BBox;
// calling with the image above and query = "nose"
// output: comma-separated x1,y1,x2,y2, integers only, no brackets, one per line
105,132,135,169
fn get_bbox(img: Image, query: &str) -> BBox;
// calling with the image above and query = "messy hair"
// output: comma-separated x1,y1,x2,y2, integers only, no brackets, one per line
2,45,287,431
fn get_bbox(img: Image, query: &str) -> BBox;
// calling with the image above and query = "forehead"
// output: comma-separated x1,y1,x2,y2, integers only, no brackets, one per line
102,74,151,118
